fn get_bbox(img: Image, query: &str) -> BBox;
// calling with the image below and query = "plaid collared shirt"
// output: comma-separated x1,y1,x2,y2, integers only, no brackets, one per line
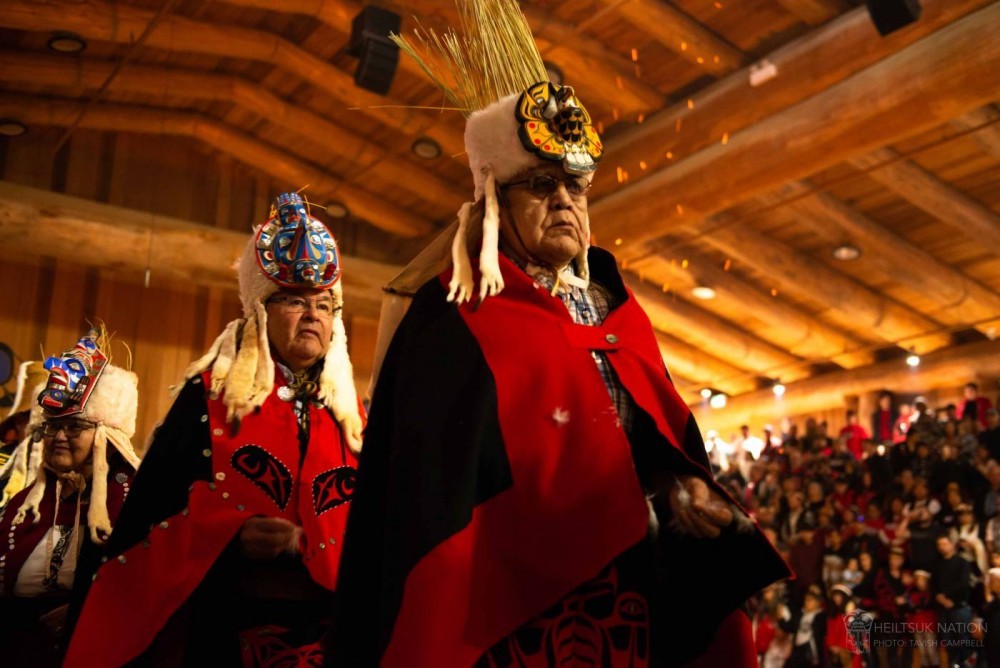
524,263,636,434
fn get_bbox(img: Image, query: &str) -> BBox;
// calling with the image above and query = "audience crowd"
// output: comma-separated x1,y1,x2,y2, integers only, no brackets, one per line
708,383,1000,667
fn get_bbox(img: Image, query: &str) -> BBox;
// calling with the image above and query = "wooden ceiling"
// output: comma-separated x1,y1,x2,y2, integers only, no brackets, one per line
1,0,998,405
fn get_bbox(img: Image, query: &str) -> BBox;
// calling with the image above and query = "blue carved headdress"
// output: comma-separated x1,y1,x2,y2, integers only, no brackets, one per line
254,193,341,290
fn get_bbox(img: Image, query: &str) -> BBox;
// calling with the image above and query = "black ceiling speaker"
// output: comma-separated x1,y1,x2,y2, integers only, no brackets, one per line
348,6,402,95
865,0,922,36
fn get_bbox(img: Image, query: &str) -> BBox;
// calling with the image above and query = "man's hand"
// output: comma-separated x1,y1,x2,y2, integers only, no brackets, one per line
239,516,302,560
669,475,734,539
935,593,954,609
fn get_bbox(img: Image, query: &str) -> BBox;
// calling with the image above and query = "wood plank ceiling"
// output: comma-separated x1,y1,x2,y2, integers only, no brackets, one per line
0,0,998,404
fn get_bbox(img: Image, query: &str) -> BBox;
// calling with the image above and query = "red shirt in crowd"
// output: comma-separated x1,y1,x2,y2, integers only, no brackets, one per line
839,424,869,460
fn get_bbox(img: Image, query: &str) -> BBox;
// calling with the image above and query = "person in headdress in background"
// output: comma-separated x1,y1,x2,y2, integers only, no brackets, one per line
330,1,789,665
0,329,140,666
65,193,366,667
0,360,47,505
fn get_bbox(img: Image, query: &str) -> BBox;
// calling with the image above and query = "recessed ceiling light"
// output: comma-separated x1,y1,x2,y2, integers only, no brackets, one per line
906,350,921,367
411,137,441,160
832,244,861,261
0,119,27,137
47,32,87,54
691,285,716,300
700,387,713,399
773,381,786,397
323,201,349,219
709,392,728,409
544,61,563,86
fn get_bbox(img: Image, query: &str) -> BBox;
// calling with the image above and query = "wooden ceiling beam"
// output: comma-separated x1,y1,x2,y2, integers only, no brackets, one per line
0,95,432,237
701,339,1000,434
773,0,852,26
215,0,664,116
519,5,663,114
772,184,1000,336
0,51,466,214
590,3,1000,261
654,332,760,398
848,148,1000,254
589,0,994,202
0,0,467,163
626,277,810,380
696,219,953,353
600,0,748,76
0,181,400,320
628,254,877,368
951,105,1000,161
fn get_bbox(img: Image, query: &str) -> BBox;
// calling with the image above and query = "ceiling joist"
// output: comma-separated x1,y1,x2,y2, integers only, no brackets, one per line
0,95,433,237
0,51,466,215
590,3,1000,261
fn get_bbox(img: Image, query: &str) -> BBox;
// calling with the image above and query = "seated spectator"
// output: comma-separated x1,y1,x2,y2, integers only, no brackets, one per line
838,410,868,461
953,504,988,602
873,546,909,667
825,584,860,668
959,382,994,431
906,570,938,668
982,461,1000,521
853,551,880,613
933,534,973,668
781,585,827,668
828,438,856,476
893,403,913,445
842,557,864,590
981,407,1000,461
903,478,941,570
871,391,898,446
908,440,936,483
930,442,969,497
806,479,827,516
936,485,964,529
985,568,1000,668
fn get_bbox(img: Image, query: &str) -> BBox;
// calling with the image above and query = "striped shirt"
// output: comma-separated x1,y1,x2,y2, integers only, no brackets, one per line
523,262,636,434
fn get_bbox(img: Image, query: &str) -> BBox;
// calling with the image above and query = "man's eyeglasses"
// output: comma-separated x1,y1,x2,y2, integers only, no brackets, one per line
41,420,97,438
503,173,592,199
266,295,340,317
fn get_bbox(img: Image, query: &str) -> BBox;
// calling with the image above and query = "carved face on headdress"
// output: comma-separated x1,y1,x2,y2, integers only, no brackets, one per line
516,82,603,174
37,332,108,418
255,193,341,290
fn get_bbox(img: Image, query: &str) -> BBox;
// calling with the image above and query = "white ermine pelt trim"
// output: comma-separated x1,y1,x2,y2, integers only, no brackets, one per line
448,201,475,304
183,318,241,398
319,309,364,456
0,437,29,504
225,315,262,422
88,427,111,542
646,496,660,540
478,167,505,302
13,460,48,526
575,211,591,285
248,302,276,410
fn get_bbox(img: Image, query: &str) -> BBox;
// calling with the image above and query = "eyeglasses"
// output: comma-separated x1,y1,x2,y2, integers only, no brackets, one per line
266,295,340,317
41,420,97,438
503,173,592,199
